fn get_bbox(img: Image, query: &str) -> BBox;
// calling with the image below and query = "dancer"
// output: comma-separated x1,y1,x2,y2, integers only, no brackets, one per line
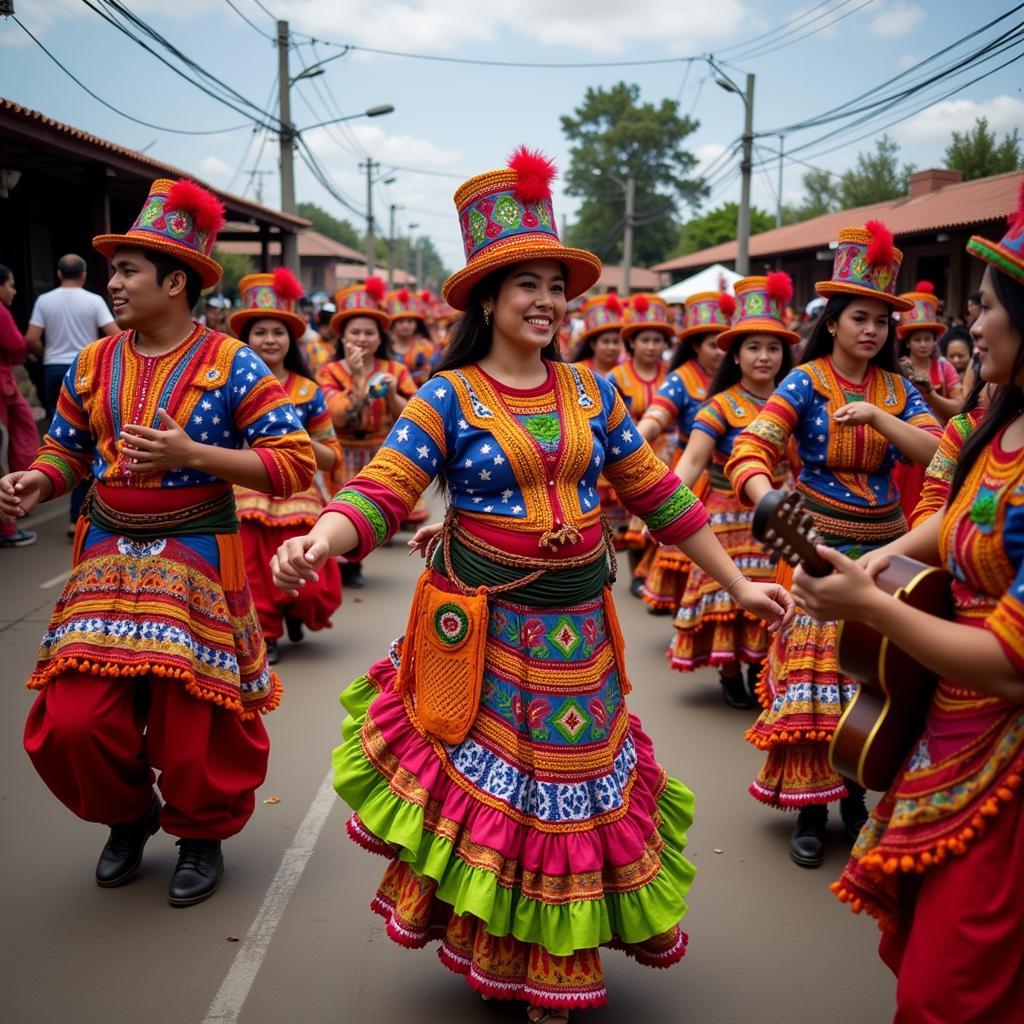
669,276,797,708
896,282,963,422
230,270,343,664
272,147,792,1021
0,263,40,548
725,221,942,868
317,278,416,587
387,289,437,386
793,209,1024,1023
637,292,731,613
1,179,314,905
570,293,625,376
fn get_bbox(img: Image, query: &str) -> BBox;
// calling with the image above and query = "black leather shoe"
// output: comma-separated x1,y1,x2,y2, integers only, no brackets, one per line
168,839,223,907
95,797,161,887
840,782,870,843
629,576,644,598
265,640,280,665
341,562,364,588
285,615,305,644
719,670,754,709
745,662,763,705
790,804,828,868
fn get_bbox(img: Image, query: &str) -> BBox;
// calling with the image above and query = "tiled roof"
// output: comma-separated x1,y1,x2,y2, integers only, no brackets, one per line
0,98,308,230
217,228,364,261
655,170,1022,273
592,264,663,292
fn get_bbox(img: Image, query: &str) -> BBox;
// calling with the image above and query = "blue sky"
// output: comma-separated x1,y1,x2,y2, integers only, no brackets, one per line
3,0,1022,271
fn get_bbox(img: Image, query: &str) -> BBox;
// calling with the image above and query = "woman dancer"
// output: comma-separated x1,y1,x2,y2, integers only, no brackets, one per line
570,294,625,376
896,282,963,422
387,289,437,386
273,148,792,1021
725,221,942,868
669,276,797,708
793,206,1024,1023
317,278,416,587
637,293,731,613
231,270,342,664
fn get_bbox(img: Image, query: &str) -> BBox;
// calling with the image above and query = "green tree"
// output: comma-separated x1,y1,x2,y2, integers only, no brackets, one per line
945,116,1023,180
793,168,842,220
297,201,362,250
838,134,914,208
561,82,706,267
676,202,775,256
209,247,253,300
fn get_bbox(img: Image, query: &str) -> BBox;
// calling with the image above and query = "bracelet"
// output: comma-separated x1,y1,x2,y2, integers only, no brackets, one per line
725,573,749,593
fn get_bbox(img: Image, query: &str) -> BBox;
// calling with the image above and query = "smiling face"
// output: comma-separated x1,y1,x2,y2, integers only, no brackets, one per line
734,333,784,388
487,259,567,356
972,267,1023,386
341,315,383,362
245,318,291,372
830,297,892,364
108,248,188,330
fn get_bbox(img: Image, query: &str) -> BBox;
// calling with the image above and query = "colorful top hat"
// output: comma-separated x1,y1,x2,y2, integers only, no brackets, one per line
330,277,390,335
966,180,1024,286
896,281,944,339
229,268,307,341
441,146,602,311
93,178,225,288
386,289,428,323
815,220,912,311
578,293,626,343
715,273,800,350
621,294,674,342
677,291,735,342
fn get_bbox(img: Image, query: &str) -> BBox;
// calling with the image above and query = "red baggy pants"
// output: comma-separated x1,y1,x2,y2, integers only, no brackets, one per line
24,672,270,840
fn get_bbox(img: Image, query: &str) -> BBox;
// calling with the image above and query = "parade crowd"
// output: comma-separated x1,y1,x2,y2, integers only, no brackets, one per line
1,148,1022,1024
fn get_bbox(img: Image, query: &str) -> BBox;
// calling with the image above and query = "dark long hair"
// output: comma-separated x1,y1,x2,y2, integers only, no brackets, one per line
333,315,390,362
939,324,973,358
802,294,898,373
391,316,433,343
669,332,707,371
950,268,1024,494
709,333,795,398
433,266,564,376
240,319,316,382
0,263,11,286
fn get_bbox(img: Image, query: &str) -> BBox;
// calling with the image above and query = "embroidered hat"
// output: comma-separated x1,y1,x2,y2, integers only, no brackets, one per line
715,273,801,350
966,179,1024,286
330,276,390,335
815,220,912,311
386,288,428,323
895,281,944,339
621,293,675,342
677,291,735,342
94,178,225,288
578,293,626,343
229,268,307,341
441,146,602,311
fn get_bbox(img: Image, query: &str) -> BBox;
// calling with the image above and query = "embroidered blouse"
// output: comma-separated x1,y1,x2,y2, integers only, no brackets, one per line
726,357,940,513
395,338,437,386
606,358,667,422
316,357,417,447
647,360,712,441
323,361,709,563
910,408,986,527
30,325,315,499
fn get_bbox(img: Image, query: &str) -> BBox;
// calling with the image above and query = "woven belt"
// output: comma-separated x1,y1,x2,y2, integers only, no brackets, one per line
84,485,239,539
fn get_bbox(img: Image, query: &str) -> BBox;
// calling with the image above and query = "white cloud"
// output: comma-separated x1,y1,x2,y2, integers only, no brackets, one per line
901,95,1024,145
898,53,921,71
198,155,233,180
693,143,729,179
868,2,924,38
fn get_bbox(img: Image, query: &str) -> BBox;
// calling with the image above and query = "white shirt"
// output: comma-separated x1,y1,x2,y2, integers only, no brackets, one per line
29,286,116,366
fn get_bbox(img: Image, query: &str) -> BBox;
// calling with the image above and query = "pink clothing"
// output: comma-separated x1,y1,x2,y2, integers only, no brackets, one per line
0,303,40,474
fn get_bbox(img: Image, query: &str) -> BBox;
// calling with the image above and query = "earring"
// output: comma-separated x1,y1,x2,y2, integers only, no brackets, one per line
483,308,492,326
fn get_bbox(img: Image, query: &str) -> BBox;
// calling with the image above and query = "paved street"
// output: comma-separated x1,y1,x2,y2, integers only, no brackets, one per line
1,499,893,1024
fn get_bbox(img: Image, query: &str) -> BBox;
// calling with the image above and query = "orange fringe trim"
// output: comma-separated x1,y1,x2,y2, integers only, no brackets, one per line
239,511,318,530
675,608,765,628
26,656,283,720
745,726,836,749
603,586,632,694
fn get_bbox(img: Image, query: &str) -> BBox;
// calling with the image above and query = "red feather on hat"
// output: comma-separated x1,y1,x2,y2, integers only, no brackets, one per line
765,271,793,305
508,145,557,204
396,288,411,304
420,290,433,303
914,280,935,294
604,293,623,316
717,292,736,318
632,294,650,315
272,267,304,302
364,276,386,303
864,220,895,268
166,179,225,237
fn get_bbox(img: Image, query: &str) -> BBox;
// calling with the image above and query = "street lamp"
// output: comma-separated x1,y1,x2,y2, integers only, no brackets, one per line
592,168,636,295
298,105,395,133
715,69,755,275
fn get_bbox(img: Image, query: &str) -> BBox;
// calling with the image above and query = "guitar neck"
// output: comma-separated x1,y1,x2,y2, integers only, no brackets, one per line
752,490,832,578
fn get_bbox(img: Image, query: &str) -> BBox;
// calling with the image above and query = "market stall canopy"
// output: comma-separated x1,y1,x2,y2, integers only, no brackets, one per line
658,263,741,304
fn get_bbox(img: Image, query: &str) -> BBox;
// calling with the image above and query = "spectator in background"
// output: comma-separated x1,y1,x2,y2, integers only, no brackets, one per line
965,289,982,327
202,295,229,332
939,324,973,379
24,254,117,534
0,264,40,547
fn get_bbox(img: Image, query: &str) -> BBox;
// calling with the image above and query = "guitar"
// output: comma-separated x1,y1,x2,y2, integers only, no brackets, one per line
752,491,953,792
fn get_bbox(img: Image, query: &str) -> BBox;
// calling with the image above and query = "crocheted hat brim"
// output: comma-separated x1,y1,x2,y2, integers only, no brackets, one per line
228,308,308,343
677,322,729,342
330,306,391,336
388,311,428,325
815,279,914,312
621,320,676,343
577,320,625,344
93,233,222,288
442,239,602,311
895,320,945,340
966,236,1024,287
715,320,801,351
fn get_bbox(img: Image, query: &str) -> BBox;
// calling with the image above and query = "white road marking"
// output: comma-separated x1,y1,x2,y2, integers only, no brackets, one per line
202,769,337,1024
40,571,70,590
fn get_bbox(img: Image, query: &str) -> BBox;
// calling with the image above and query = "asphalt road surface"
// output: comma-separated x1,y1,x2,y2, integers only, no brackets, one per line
1,498,894,1024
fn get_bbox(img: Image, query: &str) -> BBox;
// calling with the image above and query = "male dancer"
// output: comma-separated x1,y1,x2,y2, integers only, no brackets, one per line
0,179,315,906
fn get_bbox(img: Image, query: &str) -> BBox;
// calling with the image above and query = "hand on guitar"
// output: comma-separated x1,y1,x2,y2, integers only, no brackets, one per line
731,579,796,633
792,544,882,624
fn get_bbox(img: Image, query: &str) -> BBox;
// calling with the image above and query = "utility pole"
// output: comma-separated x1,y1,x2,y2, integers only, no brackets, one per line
247,169,272,205
776,135,785,230
622,176,635,296
277,20,298,272
387,204,397,290
736,72,755,275
362,159,377,279
414,239,424,290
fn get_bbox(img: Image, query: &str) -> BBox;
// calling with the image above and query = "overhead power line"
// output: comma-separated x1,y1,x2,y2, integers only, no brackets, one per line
222,0,275,41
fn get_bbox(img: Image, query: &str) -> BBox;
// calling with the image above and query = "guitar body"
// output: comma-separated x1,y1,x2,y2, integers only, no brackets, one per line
831,556,954,791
